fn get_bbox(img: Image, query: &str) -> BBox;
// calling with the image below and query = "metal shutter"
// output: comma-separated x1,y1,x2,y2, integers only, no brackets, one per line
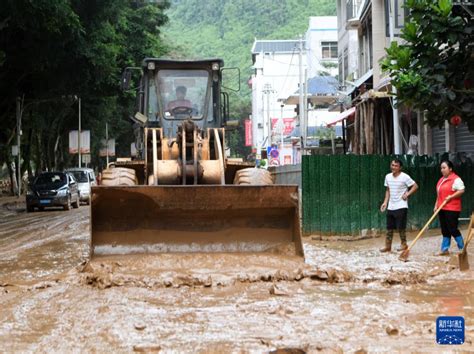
432,127,445,154
454,123,474,153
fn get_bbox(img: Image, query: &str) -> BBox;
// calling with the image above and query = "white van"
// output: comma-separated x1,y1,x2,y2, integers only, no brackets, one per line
65,168,96,205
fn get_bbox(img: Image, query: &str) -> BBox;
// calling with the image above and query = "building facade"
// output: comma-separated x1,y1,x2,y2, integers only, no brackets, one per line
336,0,474,156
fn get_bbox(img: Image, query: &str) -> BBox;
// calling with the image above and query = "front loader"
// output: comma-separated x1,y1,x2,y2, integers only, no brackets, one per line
90,58,303,259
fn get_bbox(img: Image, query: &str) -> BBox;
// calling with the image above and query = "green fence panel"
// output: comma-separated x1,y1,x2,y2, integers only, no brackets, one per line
339,155,351,233
349,155,361,235
330,155,341,234
369,155,383,231
310,155,320,233
320,155,332,234
359,156,371,231
301,156,315,234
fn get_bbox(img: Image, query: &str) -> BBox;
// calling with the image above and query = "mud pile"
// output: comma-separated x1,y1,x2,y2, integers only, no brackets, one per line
77,255,354,290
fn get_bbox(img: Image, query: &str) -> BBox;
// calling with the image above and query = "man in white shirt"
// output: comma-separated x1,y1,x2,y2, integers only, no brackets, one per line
380,159,419,252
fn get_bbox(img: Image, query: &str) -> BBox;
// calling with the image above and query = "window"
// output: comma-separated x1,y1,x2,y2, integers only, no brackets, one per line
346,0,356,21
385,0,408,37
322,42,338,59
154,69,210,120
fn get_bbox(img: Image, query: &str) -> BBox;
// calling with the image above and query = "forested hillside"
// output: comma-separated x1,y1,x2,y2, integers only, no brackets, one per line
164,0,336,90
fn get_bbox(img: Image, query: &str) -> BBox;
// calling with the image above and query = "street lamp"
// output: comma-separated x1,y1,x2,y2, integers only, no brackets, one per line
280,103,284,153
16,97,21,197
74,96,82,168
106,122,109,166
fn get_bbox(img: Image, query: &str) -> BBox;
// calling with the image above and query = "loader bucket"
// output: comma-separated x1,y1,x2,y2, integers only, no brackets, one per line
90,185,304,259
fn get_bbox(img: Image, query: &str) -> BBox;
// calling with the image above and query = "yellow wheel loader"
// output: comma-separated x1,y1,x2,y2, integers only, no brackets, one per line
90,58,303,259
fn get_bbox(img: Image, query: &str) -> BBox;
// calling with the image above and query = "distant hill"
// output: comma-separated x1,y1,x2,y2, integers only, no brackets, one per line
162,0,336,97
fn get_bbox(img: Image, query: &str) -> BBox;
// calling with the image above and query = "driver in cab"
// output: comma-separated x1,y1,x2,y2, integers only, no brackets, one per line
166,86,192,113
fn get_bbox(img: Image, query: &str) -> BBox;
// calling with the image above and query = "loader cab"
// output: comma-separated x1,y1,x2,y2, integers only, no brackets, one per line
140,59,228,133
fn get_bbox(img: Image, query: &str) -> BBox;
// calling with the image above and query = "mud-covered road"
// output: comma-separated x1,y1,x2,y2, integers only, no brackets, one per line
0,197,472,352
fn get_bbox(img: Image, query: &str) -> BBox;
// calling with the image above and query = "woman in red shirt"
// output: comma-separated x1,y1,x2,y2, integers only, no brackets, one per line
434,160,466,255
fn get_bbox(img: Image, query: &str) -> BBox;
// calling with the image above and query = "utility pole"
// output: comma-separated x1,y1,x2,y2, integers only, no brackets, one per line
262,83,274,149
280,104,284,164
16,97,21,197
78,97,82,168
106,122,109,166
298,35,305,151
303,68,308,154
388,0,401,154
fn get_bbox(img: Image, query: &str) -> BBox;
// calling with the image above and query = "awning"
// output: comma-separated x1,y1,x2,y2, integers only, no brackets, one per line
326,107,356,127
284,75,339,105
284,94,337,105
345,69,373,96
375,75,391,91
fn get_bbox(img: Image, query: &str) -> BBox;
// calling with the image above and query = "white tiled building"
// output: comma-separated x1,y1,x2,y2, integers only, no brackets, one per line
306,16,338,78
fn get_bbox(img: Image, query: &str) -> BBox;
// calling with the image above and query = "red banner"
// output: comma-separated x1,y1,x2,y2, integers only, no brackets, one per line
245,119,252,146
271,118,296,136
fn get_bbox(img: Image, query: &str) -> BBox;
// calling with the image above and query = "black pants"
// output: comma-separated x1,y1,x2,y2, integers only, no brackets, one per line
386,208,408,230
438,210,461,238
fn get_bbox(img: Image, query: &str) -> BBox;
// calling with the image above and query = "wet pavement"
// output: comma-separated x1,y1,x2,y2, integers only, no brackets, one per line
0,196,473,352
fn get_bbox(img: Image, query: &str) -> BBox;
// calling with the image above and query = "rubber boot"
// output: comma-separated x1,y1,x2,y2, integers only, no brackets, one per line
454,235,464,251
380,234,392,253
397,230,408,251
437,236,451,255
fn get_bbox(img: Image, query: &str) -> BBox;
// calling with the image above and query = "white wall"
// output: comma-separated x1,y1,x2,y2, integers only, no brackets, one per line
306,16,338,78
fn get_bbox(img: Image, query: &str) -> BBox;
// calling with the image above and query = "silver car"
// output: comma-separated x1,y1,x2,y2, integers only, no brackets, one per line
65,168,96,205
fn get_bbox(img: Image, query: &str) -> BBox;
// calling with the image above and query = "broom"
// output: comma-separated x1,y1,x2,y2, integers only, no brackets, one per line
399,199,448,262
458,212,474,271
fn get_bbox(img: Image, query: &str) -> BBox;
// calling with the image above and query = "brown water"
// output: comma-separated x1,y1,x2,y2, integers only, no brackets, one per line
0,197,473,352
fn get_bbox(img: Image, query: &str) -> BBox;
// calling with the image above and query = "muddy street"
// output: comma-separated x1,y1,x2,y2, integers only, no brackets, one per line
0,197,473,352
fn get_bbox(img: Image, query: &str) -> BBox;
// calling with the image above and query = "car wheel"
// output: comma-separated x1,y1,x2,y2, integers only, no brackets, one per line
72,194,79,209
26,204,34,213
86,196,91,205
39,206,45,211
64,195,71,211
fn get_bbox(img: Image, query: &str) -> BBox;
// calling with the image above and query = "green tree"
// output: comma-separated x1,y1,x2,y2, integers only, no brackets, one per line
381,0,474,130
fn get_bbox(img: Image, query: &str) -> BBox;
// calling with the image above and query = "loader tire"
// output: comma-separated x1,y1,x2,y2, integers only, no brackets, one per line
233,168,274,185
101,167,138,186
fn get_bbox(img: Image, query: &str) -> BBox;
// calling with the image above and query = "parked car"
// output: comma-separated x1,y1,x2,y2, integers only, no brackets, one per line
26,172,80,212
65,168,96,205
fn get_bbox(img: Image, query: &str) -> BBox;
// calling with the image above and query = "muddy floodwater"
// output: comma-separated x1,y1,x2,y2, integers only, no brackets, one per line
0,197,472,352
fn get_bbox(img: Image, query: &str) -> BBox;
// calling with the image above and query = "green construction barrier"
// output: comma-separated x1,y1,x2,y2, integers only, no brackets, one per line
302,154,474,236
